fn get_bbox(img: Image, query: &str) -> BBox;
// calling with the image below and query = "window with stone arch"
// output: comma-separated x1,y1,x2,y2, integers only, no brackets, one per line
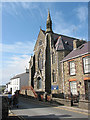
37,77,42,89
38,49,43,70
52,52,55,64
52,70,56,83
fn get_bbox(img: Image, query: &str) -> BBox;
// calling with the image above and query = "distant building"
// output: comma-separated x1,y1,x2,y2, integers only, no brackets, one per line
61,41,90,100
7,82,12,93
0,85,6,94
29,10,86,98
10,69,29,95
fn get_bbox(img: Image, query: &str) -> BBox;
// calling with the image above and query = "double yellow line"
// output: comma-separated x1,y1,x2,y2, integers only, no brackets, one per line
54,106,89,116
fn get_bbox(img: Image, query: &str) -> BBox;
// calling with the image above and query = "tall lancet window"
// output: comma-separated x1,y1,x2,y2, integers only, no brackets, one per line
52,52,55,64
38,50,43,70
52,70,56,83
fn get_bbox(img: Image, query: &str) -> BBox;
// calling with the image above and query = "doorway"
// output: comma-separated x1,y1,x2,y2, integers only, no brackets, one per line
84,80,90,100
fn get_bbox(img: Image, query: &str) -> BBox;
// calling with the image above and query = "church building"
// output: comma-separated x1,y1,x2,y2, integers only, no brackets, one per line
29,10,85,98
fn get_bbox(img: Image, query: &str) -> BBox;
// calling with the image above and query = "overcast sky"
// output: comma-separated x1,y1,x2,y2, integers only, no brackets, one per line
1,2,88,85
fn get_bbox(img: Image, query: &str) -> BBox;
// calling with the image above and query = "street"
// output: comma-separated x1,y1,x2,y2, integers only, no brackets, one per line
10,97,88,120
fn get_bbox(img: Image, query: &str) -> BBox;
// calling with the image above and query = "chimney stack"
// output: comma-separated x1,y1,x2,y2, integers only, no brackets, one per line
73,40,78,50
26,68,29,73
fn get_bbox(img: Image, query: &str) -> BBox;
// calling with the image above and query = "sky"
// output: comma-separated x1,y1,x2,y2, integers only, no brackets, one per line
1,2,88,85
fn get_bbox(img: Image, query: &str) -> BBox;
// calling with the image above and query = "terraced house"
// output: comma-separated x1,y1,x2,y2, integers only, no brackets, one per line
61,41,90,101
28,10,86,99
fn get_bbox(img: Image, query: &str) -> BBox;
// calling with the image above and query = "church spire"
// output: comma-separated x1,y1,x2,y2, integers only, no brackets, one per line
46,9,52,33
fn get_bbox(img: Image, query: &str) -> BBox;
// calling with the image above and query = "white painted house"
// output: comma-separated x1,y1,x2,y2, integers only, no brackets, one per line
10,69,29,95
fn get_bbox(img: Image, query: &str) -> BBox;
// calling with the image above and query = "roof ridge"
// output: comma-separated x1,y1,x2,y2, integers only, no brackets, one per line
61,42,89,62
10,72,28,80
53,32,80,40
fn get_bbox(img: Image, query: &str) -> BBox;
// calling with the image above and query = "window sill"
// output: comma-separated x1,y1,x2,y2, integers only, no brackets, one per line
83,72,90,74
69,74,76,76
37,89,42,91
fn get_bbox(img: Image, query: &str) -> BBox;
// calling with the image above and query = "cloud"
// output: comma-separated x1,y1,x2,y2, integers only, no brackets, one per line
52,11,77,37
1,41,35,85
2,0,90,2
1,54,30,85
2,2,39,18
0,41,35,54
75,6,88,23
21,2,38,10
2,2,19,17
52,8,87,40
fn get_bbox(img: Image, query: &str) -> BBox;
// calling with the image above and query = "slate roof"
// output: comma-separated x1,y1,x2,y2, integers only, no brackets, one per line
61,41,90,62
55,36,72,51
41,29,80,51
52,32,81,51
6,82,10,85
10,72,29,80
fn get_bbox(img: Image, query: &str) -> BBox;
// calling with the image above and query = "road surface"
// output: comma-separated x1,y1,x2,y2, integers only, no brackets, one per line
11,97,88,120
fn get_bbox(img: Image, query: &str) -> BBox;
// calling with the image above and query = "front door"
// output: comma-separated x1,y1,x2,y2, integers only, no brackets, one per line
88,81,90,101
84,80,90,100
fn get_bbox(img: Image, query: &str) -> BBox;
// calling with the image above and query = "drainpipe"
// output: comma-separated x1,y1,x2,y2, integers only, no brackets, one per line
62,61,65,99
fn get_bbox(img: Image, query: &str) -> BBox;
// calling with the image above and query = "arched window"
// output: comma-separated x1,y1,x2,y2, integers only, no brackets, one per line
37,77,42,89
38,50,43,70
52,70,56,83
52,52,55,64
39,40,42,46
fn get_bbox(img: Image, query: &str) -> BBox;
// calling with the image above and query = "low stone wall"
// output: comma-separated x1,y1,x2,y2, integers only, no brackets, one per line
52,98,71,106
19,92,90,110
79,100,89,110
52,98,90,110
20,90,25,95
20,89,35,97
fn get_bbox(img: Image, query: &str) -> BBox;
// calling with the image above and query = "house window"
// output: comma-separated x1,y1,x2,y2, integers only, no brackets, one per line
70,81,77,95
37,77,42,89
69,61,75,75
52,52,55,64
83,56,90,73
39,40,42,46
52,70,56,82
38,50,43,70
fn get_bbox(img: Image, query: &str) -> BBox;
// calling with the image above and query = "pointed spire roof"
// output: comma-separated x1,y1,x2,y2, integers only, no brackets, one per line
46,9,52,33
47,9,51,21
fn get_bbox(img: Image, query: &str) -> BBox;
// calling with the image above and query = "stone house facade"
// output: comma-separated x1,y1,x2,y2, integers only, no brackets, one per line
60,41,90,100
29,10,86,97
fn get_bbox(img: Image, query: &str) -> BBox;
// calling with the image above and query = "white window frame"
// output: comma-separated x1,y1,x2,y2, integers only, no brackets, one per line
83,56,90,73
69,61,75,75
70,81,77,95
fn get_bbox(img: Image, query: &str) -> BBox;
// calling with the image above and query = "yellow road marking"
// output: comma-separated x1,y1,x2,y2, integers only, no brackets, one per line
54,107,88,115
20,98,89,116
26,99,89,116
